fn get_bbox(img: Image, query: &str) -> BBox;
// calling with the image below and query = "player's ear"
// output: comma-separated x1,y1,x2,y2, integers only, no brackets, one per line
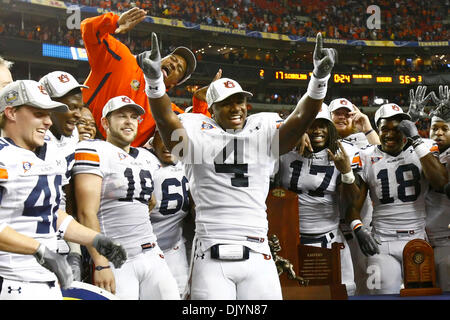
3,106,17,121
101,116,109,131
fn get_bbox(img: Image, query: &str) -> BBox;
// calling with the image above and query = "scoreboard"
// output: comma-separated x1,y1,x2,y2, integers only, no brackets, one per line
262,69,424,86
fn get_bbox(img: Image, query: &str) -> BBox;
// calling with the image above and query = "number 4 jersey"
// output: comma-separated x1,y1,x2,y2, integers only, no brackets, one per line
0,138,67,282
357,140,439,231
72,140,159,257
177,112,282,254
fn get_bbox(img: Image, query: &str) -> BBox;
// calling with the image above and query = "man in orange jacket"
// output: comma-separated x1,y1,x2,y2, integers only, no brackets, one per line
81,7,196,147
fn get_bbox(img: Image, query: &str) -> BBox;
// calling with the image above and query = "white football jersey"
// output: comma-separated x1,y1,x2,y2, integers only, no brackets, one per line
44,128,78,211
279,141,361,234
342,132,371,149
0,138,66,282
150,160,190,251
72,140,159,257
357,139,439,230
177,112,282,254
425,147,450,246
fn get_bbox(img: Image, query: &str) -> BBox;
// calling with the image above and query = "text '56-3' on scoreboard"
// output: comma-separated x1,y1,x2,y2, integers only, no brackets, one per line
260,69,424,86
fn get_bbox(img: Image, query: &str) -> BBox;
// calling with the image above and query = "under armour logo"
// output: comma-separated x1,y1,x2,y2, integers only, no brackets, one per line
58,74,70,83
148,86,159,90
195,252,205,260
57,229,64,239
8,286,22,294
121,96,132,103
38,85,48,95
318,83,326,88
223,80,235,89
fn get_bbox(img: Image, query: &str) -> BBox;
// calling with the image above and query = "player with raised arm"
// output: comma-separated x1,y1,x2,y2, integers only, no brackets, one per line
73,96,180,299
139,32,337,299
0,80,126,299
347,103,448,294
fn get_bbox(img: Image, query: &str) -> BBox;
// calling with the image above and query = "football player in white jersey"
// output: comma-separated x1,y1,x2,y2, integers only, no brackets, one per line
149,130,192,297
0,80,126,300
279,107,361,296
425,115,450,291
39,71,88,281
328,97,379,295
73,96,180,299
139,32,337,299
348,103,448,294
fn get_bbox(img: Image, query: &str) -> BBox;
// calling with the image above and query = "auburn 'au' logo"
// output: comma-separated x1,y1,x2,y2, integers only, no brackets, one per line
58,74,70,83
223,80,235,88
122,97,132,103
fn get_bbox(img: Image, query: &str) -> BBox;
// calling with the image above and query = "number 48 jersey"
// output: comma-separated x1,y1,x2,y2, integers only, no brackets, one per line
177,112,282,254
73,140,159,256
0,138,67,282
357,140,439,230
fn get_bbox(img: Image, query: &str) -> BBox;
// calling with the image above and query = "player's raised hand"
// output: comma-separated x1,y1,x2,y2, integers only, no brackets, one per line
327,141,351,174
398,119,420,141
430,85,450,122
407,86,432,121
92,234,127,268
137,32,162,81
313,33,338,79
33,244,73,289
115,7,147,34
297,133,313,155
349,104,372,133
194,68,223,102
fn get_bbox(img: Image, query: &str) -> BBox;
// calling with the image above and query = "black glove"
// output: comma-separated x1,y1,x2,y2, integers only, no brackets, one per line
354,227,380,257
312,32,338,79
66,252,82,282
398,119,421,141
407,86,432,122
430,85,450,122
92,234,127,268
136,32,162,80
34,244,73,289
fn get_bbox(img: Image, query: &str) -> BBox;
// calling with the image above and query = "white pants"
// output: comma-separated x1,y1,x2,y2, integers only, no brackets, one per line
367,229,425,295
112,246,180,300
346,235,369,295
190,241,282,300
434,245,450,292
0,278,62,300
300,229,356,296
163,240,189,298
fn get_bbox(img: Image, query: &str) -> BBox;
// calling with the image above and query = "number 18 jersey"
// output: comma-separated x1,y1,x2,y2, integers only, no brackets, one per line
72,140,159,257
0,138,66,282
357,140,439,230
177,112,282,254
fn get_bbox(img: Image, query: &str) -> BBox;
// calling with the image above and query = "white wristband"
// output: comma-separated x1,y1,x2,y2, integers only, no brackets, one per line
350,219,363,231
307,73,330,100
341,171,355,184
57,215,74,240
413,142,430,159
144,73,166,98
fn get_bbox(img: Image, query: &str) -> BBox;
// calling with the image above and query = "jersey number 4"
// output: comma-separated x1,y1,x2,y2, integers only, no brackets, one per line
214,138,249,187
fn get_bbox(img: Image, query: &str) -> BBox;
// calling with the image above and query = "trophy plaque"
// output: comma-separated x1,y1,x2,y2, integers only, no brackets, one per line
266,188,347,300
400,239,442,297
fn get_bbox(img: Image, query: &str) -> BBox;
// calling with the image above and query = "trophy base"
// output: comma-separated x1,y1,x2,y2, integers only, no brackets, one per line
282,284,348,300
400,287,443,297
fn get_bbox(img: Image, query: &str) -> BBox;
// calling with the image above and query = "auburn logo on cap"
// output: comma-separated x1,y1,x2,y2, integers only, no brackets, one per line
340,99,347,105
224,80,235,88
122,97,132,103
38,85,48,95
58,74,70,83
392,104,400,111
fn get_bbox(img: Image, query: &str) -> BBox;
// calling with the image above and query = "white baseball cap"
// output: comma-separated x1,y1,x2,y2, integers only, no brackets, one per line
39,71,88,98
0,80,68,113
206,78,253,109
102,95,145,118
374,103,411,129
329,98,353,112
315,103,332,122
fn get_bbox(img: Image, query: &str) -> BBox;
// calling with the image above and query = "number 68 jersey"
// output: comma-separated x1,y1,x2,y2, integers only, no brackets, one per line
357,140,439,231
177,112,282,254
0,138,67,282
73,140,159,256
